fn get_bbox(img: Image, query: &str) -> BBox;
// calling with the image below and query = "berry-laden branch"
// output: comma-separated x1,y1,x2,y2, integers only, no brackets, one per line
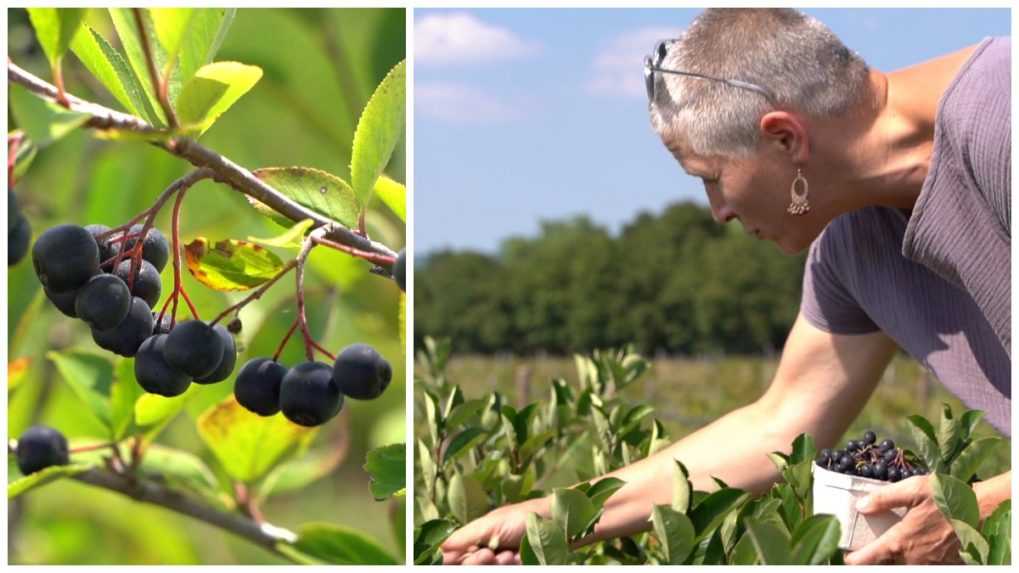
6,62,397,267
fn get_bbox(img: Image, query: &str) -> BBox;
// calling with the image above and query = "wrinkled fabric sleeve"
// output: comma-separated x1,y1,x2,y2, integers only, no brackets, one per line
800,230,880,334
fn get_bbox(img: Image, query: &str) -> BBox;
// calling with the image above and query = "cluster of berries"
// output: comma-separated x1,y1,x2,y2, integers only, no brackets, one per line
816,430,927,482
9,190,32,266
235,343,391,427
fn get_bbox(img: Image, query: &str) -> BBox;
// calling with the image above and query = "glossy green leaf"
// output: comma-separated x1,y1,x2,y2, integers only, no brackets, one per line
176,9,236,87
291,522,398,564
374,175,406,221
931,473,980,528
350,60,406,208
70,26,162,124
183,237,284,292
651,505,696,564
983,501,1010,565
906,414,941,469
8,463,94,499
950,437,1001,483
743,516,793,564
551,488,598,540
364,443,406,500
257,446,345,502
149,8,194,67
413,519,455,565
27,8,86,68
176,61,262,135
249,167,360,230
524,513,569,565
447,471,487,525
672,459,692,513
584,476,625,509
139,444,225,505
196,396,316,483
247,218,314,249
109,358,145,440
9,85,91,147
790,514,840,564
690,488,749,538
950,519,990,564
108,8,168,124
48,350,113,433
442,427,486,466
134,385,196,427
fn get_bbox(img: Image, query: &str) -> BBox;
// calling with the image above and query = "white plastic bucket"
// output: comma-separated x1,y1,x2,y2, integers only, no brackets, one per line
811,462,907,551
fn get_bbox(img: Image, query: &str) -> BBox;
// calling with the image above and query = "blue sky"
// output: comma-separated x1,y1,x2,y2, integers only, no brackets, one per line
414,8,1010,255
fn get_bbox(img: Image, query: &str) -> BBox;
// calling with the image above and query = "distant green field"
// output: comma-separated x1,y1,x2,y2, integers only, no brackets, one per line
428,353,1010,477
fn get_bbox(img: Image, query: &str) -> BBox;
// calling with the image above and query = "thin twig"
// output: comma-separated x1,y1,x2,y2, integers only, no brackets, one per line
7,62,397,266
132,8,176,128
210,260,298,326
72,467,298,560
294,229,327,361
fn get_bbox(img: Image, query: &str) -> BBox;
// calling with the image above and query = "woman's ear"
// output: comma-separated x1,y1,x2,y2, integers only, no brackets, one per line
759,111,809,163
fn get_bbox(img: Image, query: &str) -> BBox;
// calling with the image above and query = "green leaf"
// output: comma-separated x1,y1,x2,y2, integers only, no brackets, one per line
447,471,487,525
374,175,406,221
176,9,236,87
950,519,990,564
442,427,486,466
551,488,598,540
250,167,360,230
350,60,406,209
247,218,315,249
906,415,941,469
689,488,748,538
937,403,964,464
672,459,692,513
364,443,405,500
291,522,398,565
788,433,816,464
183,237,284,292
70,26,162,124
743,516,793,564
950,437,1001,483
413,519,455,565
444,399,486,430
650,505,696,564
524,513,569,565
585,477,626,510
48,350,114,434
8,463,94,499
176,61,262,136
730,532,759,565
109,358,145,440
958,410,984,443
27,8,86,68
417,439,437,497
134,386,194,427
196,396,316,483
149,8,194,67
790,514,841,564
931,473,980,528
983,501,1010,565
11,135,37,179
108,8,167,124
139,444,224,504
9,85,91,147
256,446,344,502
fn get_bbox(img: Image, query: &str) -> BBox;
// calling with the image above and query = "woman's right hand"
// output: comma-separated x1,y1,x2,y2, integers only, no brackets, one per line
440,499,545,565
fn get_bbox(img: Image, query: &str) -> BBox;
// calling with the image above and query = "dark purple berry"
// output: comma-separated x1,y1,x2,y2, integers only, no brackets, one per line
193,325,236,384
113,259,162,308
234,358,288,416
393,248,406,292
16,425,70,475
863,431,876,446
32,224,100,292
279,362,342,427
878,439,895,452
332,343,392,400
92,297,154,357
135,334,190,397
163,320,225,378
74,274,131,329
887,467,901,482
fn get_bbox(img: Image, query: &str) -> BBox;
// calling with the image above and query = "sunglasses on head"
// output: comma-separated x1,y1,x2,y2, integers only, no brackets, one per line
643,40,776,104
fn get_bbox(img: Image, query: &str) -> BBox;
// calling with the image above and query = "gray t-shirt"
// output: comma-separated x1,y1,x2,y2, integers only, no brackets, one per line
801,37,1011,435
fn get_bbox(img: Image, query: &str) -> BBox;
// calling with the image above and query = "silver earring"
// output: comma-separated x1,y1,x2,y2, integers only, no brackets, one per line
787,168,810,215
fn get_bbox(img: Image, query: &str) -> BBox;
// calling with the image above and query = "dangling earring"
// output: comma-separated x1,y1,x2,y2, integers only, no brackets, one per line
787,168,810,215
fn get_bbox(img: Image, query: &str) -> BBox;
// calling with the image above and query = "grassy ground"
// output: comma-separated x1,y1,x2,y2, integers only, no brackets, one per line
430,353,1010,477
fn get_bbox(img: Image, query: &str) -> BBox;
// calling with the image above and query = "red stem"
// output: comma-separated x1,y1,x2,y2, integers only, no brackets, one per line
171,188,200,320
272,318,300,362
311,236,396,267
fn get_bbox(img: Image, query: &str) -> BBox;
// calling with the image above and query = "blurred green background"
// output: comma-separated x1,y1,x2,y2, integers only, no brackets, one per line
8,7,406,564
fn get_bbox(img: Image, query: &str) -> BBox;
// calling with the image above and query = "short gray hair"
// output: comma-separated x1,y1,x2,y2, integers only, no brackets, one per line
649,9,870,158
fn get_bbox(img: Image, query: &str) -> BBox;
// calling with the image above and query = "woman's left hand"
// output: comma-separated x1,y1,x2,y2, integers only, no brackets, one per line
844,475,961,564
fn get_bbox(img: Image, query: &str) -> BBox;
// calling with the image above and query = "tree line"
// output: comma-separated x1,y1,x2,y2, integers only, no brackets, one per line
415,201,807,356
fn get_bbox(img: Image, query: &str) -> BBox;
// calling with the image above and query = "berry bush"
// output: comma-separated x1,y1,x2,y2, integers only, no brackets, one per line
413,337,1011,565
8,8,405,564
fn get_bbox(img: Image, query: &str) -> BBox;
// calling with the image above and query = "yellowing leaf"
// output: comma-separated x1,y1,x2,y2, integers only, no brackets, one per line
247,218,315,249
197,396,316,483
176,61,262,136
184,237,284,292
